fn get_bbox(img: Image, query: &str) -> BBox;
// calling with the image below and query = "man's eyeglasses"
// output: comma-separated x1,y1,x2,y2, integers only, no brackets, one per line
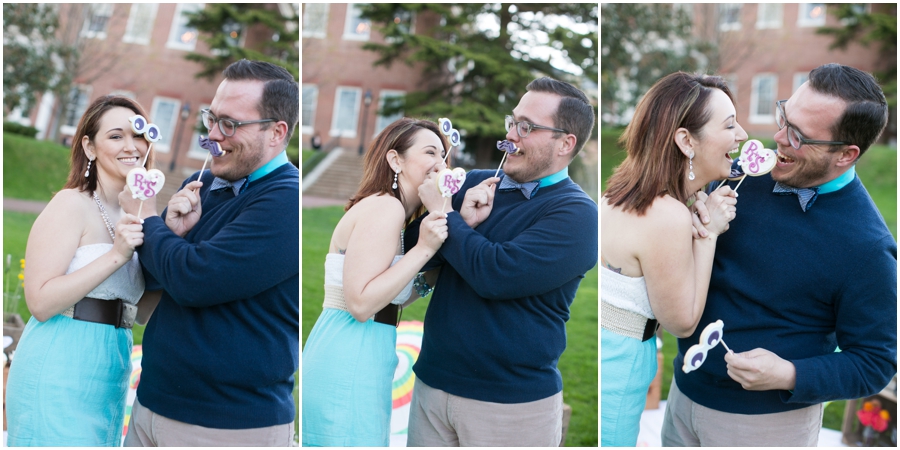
775,100,851,150
505,115,569,138
200,108,277,137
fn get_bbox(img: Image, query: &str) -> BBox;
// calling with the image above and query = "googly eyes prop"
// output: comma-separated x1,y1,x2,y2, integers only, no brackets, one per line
682,320,732,374
128,115,162,143
438,117,461,148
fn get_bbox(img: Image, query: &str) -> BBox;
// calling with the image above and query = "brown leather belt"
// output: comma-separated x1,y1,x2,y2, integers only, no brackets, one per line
373,303,400,327
62,297,136,329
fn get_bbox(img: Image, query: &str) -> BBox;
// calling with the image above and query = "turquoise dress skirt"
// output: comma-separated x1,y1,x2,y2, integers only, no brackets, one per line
601,328,657,447
302,308,398,446
5,315,132,446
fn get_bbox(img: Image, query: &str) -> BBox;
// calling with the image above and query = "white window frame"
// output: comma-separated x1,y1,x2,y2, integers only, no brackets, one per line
149,96,183,153
755,4,783,29
749,74,778,125
122,4,158,45
60,85,93,136
187,103,212,160
793,73,810,95
302,84,318,135
81,3,114,40
798,4,827,28
343,4,371,41
167,3,204,51
718,4,742,32
302,3,329,38
374,90,405,136
330,86,362,138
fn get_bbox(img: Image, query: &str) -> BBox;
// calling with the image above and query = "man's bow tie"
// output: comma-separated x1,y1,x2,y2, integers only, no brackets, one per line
773,182,819,212
210,177,248,196
498,176,539,199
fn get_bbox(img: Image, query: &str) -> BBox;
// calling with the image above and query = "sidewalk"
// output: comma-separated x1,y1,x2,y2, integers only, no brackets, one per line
4,198,47,214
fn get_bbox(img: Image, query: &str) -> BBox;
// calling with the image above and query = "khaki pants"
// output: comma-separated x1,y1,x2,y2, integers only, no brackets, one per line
407,379,563,447
124,397,295,447
661,379,823,447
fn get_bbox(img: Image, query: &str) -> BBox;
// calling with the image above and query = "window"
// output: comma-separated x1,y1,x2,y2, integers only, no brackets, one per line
343,4,371,41
187,103,212,160
123,4,158,45
167,3,203,51
756,4,782,29
718,4,742,31
302,84,318,135
750,74,777,124
150,97,182,152
375,90,405,136
303,4,328,38
330,87,361,138
81,4,113,39
798,4,827,27
793,73,809,94
61,85,92,135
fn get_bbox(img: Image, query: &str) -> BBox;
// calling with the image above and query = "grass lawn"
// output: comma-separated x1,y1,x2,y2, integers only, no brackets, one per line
601,127,897,432
302,206,599,446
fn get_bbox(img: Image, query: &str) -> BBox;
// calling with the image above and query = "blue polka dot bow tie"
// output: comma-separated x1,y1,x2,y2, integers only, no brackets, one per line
210,177,248,196
773,182,819,212
498,176,539,199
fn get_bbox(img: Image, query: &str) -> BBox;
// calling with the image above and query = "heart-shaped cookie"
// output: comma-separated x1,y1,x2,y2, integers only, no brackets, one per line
435,167,467,197
126,167,166,200
736,139,776,176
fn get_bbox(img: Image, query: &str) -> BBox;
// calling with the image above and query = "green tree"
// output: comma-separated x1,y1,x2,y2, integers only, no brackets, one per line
185,3,299,80
818,4,897,108
2,4,74,116
359,3,597,167
601,4,713,126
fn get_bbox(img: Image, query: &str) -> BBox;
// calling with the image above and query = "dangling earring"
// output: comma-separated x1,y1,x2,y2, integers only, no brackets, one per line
392,171,399,190
688,153,695,181
85,159,93,178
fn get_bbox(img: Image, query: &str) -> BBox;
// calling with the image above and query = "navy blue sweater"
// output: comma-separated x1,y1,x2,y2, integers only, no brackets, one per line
136,163,299,429
405,170,598,403
675,173,897,414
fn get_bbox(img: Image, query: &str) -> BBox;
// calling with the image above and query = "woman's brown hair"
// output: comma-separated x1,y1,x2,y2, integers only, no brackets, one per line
63,95,157,194
604,72,735,215
346,118,449,218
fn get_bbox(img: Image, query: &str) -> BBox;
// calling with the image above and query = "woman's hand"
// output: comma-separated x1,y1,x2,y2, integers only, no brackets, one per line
113,214,144,261
703,186,738,236
417,212,448,253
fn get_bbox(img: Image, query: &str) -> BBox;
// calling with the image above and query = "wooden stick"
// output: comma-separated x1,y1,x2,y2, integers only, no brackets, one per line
494,151,508,178
441,196,448,214
732,174,749,192
137,201,144,218
713,178,729,191
198,152,210,180
142,142,153,167
720,338,732,354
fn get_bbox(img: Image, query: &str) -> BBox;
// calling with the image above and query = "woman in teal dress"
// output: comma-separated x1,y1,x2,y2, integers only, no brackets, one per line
302,118,450,446
600,73,743,446
5,96,162,446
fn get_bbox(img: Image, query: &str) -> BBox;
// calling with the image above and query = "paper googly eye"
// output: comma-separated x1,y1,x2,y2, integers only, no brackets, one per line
129,115,148,134
448,129,461,147
144,124,161,143
700,320,724,347
682,344,708,373
439,118,452,136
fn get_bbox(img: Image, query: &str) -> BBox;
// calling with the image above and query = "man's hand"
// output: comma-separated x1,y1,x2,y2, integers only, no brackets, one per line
165,181,203,237
724,348,797,391
118,185,158,220
459,177,499,228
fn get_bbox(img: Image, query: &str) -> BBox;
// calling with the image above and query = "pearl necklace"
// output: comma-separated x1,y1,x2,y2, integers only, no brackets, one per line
92,192,116,242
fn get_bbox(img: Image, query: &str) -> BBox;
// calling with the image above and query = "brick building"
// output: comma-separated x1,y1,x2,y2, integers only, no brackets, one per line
301,3,440,155
9,3,298,177
684,3,896,142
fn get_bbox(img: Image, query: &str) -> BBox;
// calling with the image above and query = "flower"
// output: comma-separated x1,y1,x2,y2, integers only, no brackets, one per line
4,255,24,315
857,399,890,433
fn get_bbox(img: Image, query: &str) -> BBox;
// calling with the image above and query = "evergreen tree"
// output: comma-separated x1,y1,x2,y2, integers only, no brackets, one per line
184,3,299,80
359,3,597,167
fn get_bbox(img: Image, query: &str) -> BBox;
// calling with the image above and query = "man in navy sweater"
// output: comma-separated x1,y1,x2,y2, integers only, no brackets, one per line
662,64,896,446
404,78,598,446
119,60,299,445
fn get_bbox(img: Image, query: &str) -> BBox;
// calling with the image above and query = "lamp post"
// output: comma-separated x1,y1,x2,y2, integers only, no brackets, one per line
170,102,191,172
358,89,373,155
